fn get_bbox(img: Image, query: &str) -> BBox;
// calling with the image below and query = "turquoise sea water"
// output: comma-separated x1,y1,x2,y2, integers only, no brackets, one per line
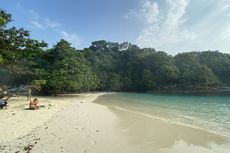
95,92,230,139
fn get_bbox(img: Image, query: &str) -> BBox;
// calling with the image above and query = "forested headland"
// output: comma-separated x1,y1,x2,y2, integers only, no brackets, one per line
1,10,230,94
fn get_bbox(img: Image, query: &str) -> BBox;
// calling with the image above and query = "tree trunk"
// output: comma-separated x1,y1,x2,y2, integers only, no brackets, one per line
0,87,6,99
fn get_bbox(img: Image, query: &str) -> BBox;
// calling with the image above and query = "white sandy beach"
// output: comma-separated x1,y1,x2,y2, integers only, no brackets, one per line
1,93,230,153
0,93,131,153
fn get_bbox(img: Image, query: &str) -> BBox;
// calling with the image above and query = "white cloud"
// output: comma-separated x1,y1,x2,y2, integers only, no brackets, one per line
222,5,230,10
141,0,159,24
123,0,159,23
28,9,81,47
136,0,196,49
125,0,230,54
30,20,45,29
219,0,230,10
221,27,230,39
44,19,61,28
59,30,81,47
29,10,60,30
163,0,188,31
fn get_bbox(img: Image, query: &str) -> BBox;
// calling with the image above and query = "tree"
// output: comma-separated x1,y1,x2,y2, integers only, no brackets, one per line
1,9,230,94
174,52,218,88
108,73,122,91
0,9,47,87
0,9,11,27
142,69,155,90
33,39,99,93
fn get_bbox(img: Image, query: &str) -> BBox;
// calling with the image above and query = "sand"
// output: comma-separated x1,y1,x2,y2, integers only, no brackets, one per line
108,107,230,153
0,93,131,153
0,96,72,142
0,92,230,153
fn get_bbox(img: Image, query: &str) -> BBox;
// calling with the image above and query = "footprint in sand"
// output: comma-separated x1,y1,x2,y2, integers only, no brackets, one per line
81,150,87,153
91,141,96,145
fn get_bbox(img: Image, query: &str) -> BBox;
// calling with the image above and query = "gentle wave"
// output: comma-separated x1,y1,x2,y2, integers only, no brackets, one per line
109,105,230,139
162,140,230,153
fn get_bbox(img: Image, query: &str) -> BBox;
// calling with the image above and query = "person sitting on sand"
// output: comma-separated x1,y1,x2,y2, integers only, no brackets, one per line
29,98,39,110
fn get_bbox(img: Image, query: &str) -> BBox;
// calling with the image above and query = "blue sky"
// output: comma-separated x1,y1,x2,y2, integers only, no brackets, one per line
1,0,230,54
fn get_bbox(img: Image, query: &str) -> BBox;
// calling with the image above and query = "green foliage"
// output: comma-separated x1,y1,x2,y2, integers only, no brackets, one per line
1,9,230,94
0,16,5,26
32,79,47,89
198,51,230,83
33,39,100,93
0,54,4,64
174,52,218,87
107,73,122,91
142,69,155,90
0,9,11,27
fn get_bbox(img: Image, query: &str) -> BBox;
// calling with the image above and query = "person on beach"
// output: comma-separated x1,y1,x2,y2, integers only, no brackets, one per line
27,88,32,101
0,94,16,109
29,98,39,110
0,100,7,109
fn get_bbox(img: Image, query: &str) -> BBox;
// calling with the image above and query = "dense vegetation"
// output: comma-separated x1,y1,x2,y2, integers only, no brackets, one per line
1,10,230,94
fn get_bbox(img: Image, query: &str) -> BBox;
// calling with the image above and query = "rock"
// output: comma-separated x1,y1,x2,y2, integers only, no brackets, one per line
23,144,34,152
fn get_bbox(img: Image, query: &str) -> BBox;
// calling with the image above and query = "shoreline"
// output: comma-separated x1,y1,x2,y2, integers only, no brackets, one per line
108,106,230,152
94,92,230,140
105,104,230,140
1,92,230,153
94,93,230,152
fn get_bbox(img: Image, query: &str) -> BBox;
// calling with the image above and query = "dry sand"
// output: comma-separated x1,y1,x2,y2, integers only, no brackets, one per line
0,96,72,142
0,93,230,153
0,93,131,153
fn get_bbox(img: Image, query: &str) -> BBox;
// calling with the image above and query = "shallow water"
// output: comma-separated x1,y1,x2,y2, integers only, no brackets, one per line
94,92,230,140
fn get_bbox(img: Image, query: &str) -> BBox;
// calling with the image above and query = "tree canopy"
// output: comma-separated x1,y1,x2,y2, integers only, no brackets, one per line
1,9,230,94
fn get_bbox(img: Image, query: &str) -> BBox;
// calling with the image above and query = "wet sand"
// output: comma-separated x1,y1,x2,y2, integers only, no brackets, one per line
108,106,230,153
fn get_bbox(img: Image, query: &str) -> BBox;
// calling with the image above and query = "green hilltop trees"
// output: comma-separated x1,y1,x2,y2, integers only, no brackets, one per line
1,9,230,94
0,10,47,86
33,40,100,93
